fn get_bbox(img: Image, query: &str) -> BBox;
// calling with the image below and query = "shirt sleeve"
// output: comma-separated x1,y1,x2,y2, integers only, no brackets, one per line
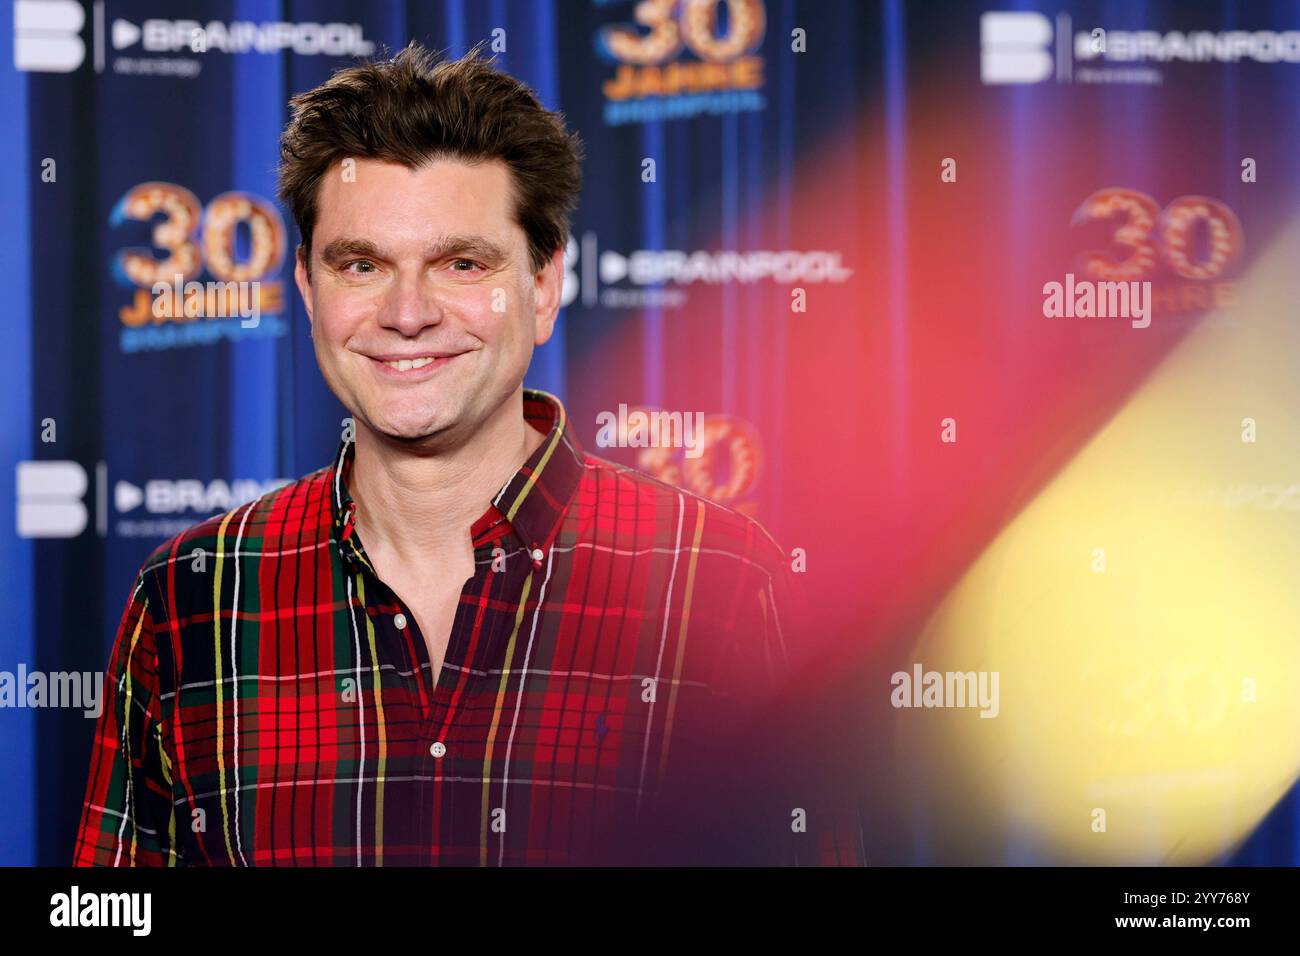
72,560,179,866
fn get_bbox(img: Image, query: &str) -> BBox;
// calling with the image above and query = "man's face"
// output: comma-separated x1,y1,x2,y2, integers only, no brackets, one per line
295,156,562,447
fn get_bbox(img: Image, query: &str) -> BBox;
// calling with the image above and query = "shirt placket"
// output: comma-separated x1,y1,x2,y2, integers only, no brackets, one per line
339,494,538,863
339,497,440,715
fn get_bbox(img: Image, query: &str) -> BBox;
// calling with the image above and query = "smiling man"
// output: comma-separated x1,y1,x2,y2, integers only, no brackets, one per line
74,42,851,867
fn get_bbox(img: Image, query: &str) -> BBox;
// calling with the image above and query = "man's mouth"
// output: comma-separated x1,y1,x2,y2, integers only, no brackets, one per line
367,352,462,377
381,356,439,371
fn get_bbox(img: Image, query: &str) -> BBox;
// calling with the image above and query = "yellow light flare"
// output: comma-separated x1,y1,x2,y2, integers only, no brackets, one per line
897,219,1300,864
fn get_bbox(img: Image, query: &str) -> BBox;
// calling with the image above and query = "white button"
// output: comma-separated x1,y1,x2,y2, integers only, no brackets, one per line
429,741,446,758
394,612,408,630
530,548,544,562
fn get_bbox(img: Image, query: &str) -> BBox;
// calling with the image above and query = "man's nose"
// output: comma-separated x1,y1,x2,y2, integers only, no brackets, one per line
378,270,443,335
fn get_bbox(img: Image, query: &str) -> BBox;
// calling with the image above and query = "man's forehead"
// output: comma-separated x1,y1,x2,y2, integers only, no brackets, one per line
312,155,522,250
320,155,512,201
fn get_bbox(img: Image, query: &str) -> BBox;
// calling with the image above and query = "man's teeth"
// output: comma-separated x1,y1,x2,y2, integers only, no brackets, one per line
382,356,438,371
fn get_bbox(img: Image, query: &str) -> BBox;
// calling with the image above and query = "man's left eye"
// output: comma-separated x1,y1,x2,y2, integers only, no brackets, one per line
451,259,483,272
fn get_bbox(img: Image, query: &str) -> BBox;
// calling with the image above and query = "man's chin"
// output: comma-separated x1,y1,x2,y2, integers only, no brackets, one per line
363,410,463,446
373,422,452,444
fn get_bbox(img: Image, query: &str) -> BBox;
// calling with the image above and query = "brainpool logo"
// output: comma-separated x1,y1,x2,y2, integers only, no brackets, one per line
13,0,85,72
12,1,373,75
981,11,1300,86
15,461,290,539
565,232,853,309
980,12,1054,84
112,17,373,56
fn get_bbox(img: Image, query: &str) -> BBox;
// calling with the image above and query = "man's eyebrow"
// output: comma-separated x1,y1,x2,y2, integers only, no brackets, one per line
316,235,509,265
318,237,382,264
425,235,509,263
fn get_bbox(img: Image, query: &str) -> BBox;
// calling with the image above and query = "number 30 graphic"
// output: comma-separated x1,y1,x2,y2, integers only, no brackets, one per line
1071,188,1244,282
111,181,287,288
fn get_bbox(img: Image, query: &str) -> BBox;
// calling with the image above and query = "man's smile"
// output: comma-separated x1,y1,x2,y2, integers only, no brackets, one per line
365,351,465,380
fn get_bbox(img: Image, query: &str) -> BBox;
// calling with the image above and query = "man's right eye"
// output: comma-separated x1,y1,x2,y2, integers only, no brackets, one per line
343,259,376,274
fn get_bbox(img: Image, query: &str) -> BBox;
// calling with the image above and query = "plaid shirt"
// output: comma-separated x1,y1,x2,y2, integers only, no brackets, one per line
75,388,859,866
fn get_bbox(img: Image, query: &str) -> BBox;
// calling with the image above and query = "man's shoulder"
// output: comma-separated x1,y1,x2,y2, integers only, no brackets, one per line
578,452,789,573
131,463,335,599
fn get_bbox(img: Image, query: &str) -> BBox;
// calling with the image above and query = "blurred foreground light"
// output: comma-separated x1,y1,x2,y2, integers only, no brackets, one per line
898,219,1300,864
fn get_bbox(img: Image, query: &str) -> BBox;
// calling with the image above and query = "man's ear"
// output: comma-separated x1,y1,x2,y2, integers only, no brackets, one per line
532,246,565,347
294,244,314,324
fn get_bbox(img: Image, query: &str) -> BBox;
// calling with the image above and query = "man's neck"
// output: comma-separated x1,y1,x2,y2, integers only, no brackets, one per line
348,388,545,564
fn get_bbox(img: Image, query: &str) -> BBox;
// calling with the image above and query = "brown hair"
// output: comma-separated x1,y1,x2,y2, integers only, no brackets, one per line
278,40,583,277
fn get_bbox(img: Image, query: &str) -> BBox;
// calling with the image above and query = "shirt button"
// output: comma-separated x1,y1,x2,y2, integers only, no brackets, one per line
394,612,408,630
429,741,446,758
530,548,544,562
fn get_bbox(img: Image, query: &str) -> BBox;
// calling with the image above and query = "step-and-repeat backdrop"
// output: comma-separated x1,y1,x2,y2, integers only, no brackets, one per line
3,0,1300,865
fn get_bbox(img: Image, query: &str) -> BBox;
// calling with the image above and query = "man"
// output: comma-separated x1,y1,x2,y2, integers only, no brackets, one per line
74,42,851,866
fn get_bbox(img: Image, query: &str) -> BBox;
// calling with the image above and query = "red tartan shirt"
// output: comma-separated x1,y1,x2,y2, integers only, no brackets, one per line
74,389,860,866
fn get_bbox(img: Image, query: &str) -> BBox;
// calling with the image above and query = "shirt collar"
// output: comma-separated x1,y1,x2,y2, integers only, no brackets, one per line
329,388,586,567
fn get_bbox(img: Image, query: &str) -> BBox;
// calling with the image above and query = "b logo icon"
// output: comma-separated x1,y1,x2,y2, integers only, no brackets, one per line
980,12,1053,85
561,234,578,308
14,0,86,73
16,460,88,538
